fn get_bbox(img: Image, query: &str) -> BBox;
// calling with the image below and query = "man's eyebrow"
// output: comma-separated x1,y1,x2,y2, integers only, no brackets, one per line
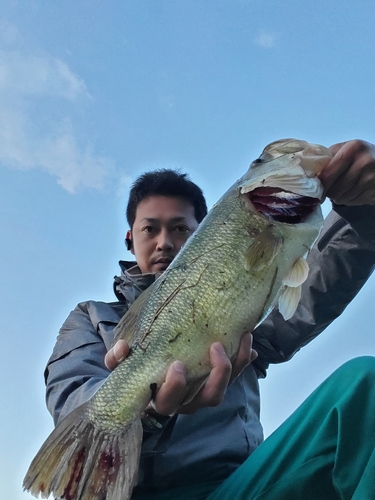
140,217,188,223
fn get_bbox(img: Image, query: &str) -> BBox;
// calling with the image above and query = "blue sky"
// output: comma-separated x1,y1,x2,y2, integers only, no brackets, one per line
2,1,375,498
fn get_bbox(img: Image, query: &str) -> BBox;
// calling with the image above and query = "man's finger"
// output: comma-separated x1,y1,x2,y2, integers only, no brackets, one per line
188,342,231,408
230,332,258,383
178,342,232,414
104,339,129,371
203,342,232,404
152,361,186,416
328,141,346,156
319,142,352,193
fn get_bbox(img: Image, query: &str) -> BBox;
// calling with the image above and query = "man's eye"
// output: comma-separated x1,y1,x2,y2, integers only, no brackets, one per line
175,226,189,233
142,226,156,233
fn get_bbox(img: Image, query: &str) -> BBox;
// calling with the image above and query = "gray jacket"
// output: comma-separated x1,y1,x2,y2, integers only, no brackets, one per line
45,205,375,494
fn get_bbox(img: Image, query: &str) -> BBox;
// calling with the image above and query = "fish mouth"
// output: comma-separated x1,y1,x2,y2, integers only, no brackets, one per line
247,187,321,223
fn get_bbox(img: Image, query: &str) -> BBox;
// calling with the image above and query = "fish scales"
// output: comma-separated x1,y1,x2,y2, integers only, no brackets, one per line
23,138,333,500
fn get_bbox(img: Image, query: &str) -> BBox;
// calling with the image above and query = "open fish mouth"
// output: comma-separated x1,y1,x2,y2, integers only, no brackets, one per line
247,187,321,224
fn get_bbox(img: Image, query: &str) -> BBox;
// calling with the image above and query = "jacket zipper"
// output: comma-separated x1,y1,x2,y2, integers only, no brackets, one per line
318,218,347,251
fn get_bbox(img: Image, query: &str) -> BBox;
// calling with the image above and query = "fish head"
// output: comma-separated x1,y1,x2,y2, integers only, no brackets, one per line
240,138,333,224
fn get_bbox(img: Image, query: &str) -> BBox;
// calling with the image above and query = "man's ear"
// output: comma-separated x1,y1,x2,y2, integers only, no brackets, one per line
125,230,134,254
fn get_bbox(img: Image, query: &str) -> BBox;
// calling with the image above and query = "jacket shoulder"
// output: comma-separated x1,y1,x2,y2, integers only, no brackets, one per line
48,300,128,364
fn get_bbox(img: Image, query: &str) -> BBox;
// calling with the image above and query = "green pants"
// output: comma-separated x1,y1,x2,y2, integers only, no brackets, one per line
135,356,375,500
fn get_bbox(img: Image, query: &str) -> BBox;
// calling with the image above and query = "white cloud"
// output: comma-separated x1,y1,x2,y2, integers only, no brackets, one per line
35,133,113,194
0,50,89,99
0,107,113,193
254,31,276,49
0,21,113,193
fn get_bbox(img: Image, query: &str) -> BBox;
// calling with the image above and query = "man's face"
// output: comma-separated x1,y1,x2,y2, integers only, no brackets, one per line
128,195,199,274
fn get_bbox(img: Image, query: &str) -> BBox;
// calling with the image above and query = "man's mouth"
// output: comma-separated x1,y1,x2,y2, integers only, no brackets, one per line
153,257,173,267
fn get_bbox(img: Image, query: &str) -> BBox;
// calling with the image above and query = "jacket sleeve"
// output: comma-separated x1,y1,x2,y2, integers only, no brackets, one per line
45,299,174,447
253,204,375,377
45,301,122,425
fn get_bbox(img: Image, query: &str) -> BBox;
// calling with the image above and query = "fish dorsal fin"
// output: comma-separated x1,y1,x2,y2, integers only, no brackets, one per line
282,257,309,287
245,225,283,271
278,285,301,320
113,284,155,346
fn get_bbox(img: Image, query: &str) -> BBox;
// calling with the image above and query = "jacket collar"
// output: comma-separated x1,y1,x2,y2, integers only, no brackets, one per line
113,260,160,304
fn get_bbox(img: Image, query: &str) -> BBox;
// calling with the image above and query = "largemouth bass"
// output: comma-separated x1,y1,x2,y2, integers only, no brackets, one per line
24,138,333,500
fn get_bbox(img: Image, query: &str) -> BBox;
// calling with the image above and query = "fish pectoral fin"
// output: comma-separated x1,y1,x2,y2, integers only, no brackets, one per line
23,402,143,500
278,258,308,319
282,257,309,287
278,285,301,320
245,226,283,271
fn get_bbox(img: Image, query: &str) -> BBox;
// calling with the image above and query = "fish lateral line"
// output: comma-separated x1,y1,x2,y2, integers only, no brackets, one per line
174,242,226,268
143,263,210,342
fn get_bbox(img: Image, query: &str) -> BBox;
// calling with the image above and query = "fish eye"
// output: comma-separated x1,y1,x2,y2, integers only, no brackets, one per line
250,158,264,167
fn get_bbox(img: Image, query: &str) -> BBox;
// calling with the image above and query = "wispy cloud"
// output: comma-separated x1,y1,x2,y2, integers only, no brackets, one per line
0,50,89,99
254,31,276,49
0,20,113,193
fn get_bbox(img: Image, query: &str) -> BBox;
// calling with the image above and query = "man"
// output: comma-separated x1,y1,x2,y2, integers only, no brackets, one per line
46,139,375,499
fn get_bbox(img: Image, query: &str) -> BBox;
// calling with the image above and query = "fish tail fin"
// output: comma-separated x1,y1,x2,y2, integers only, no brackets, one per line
23,403,143,500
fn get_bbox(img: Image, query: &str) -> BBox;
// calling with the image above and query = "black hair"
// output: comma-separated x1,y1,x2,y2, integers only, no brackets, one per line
126,169,208,228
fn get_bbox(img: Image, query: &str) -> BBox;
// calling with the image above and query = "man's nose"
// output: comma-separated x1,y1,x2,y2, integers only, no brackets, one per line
156,229,174,250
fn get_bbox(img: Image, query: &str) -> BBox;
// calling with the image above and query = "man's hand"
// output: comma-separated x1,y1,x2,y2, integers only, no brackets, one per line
104,332,258,416
319,140,375,206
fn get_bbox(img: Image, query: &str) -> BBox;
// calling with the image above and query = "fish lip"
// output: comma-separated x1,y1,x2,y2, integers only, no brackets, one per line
241,159,325,200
